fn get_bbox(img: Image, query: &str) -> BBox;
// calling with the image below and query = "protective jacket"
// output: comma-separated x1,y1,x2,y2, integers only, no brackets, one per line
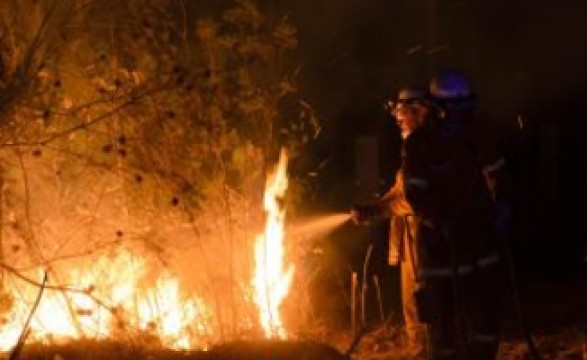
402,113,507,359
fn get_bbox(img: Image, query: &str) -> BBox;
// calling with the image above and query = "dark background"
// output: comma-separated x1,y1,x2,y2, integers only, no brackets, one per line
276,0,584,273
263,0,587,325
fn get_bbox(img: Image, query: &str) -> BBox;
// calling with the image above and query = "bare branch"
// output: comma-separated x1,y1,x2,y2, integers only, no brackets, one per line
9,271,47,360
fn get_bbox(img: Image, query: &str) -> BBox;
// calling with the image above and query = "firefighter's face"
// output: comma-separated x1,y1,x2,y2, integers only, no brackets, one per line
393,103,427,139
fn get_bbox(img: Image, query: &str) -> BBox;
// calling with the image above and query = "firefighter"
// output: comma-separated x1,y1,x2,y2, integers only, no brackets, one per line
401,70,508,359
351,85,431,358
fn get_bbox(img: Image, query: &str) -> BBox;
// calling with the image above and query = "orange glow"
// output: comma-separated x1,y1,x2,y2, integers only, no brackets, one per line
0,250,213,351
0,149,298,351
253,149,294,339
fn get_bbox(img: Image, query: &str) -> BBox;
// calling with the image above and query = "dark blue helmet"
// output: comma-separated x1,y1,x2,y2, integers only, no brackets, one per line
429,70,476,109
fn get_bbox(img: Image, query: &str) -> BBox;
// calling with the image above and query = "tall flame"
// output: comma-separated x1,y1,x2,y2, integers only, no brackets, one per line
253,149,295,339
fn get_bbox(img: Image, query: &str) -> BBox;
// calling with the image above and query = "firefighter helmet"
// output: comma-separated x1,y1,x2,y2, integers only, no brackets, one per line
429,70,476,108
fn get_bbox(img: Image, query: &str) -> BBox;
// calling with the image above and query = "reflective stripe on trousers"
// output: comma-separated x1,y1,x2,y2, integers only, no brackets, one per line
405,177,430,189
418,253,500,279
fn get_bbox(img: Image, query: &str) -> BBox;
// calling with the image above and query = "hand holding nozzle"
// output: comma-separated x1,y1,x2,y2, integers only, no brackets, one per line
350,203,382,225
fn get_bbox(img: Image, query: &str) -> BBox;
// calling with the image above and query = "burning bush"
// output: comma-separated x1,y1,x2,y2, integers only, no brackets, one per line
0,0,319,353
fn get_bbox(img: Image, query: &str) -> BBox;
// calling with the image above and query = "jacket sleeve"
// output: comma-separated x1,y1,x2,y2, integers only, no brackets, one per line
401,133,436,222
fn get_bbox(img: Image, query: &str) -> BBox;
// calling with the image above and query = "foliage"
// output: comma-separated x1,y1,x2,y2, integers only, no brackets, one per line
0,0,319,346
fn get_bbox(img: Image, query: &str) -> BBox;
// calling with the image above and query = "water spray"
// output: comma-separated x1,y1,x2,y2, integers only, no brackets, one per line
288,213,352,240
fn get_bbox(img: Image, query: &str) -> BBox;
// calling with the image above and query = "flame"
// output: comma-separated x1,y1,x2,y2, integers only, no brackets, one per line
0,149,298,351
253,149,295,339
0,250,213,351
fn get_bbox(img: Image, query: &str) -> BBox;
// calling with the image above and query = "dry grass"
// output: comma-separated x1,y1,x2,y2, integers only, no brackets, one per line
344,324,585,360
1,323,584,360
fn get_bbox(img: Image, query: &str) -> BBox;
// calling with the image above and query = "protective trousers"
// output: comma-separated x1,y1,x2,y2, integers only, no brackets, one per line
400,216,427,358
412,220,506,359
419,253,505,360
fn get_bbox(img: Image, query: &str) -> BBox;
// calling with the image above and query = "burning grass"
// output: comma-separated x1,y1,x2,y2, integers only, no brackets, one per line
0,148,315,355
4,340,207,360
2,318,584,360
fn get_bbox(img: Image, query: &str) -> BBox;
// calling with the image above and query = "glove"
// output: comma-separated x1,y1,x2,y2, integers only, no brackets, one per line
350,203,381,225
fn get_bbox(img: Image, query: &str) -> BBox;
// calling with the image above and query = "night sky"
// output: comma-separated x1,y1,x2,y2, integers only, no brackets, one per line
270,0,586,280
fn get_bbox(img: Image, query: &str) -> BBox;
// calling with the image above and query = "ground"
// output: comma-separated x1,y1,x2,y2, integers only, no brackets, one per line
350,268,587,360
3,268,585,360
